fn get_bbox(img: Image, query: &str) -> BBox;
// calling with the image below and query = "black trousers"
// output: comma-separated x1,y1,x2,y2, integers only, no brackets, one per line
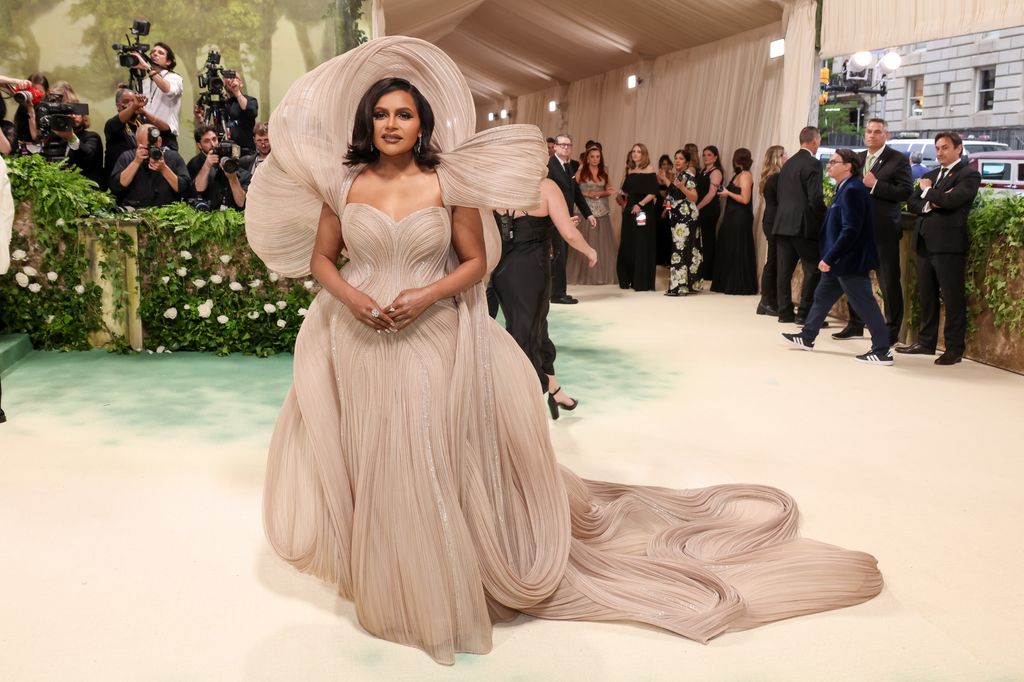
491,238,556,392
549,230,568,299
776,235,819,318
846,228,903,343
800,273,890,354
759,232,777,308
914,240,967,355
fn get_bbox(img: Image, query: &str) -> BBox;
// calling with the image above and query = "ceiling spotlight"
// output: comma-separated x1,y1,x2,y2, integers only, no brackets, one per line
851,51,873,69
879,51,902,74
548,100,557,112
487,112,495,122
769,38,785,59
500,109,508,120
627,74,637,89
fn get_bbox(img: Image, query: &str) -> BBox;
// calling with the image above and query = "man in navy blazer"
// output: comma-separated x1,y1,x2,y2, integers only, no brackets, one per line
782,149,893,365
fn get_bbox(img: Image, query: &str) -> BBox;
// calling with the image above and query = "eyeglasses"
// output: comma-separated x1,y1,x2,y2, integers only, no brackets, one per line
827,159,848,166
556,142,572,148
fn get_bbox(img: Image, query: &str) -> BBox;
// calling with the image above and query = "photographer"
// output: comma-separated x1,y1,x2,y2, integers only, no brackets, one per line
194,73,258,154
110,123,189,208
133,42,182,151
43,82,104,187
103,87,171,189
13,73,48,151
187,124,249,210
239,122,270,174
0,75,32,155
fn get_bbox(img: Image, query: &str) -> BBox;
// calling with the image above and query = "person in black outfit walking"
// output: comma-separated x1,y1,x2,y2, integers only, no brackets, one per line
547,133,596,304
491,179,596,418
898,131,981,365
773,126,826,324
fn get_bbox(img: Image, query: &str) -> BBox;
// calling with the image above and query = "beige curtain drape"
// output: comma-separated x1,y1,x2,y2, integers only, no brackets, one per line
820,0,1024,57
775,0,818,154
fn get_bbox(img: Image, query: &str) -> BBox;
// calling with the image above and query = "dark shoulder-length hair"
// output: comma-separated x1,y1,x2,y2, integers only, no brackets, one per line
344,77,441,168
703,145,724,175
732,147,753,172
153,42,177,71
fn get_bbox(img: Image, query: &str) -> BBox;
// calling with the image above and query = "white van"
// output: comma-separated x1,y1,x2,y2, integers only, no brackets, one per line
888,138,1009,167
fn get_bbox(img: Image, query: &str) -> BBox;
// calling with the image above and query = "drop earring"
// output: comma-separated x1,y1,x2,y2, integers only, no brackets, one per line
415,135,422,155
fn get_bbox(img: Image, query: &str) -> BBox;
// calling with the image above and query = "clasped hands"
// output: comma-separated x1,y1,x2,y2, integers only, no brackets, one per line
347,287,434,334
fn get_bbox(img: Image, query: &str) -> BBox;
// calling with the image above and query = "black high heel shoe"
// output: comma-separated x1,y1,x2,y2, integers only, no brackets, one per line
547,386,579,420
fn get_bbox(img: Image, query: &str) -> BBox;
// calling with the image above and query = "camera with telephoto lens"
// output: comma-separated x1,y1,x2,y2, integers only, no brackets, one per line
213,141,241,173
196,51,239,139
146,126,163,161
111,20,152,69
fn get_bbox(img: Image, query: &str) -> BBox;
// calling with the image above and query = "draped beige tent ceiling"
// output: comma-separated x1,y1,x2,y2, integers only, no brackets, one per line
382,0,783,103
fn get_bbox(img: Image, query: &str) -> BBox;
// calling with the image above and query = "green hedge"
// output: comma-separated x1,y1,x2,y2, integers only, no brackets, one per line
1,156,314,356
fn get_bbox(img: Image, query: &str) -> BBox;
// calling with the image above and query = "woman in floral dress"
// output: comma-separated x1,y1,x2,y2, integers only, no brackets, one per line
664,147,703,296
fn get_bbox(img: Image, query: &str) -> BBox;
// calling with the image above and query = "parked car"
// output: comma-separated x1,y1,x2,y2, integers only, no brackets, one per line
968,151,1024,196
888,138,1009,168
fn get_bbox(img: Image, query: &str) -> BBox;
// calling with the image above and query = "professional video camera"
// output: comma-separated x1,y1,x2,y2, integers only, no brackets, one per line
196,50,238,138
111,19,152,92
34,92,90,160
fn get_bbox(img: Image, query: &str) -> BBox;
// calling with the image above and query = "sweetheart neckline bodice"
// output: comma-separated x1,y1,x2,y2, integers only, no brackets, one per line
344,202,447,224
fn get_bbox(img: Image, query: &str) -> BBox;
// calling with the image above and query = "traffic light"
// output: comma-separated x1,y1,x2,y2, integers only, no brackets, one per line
819,92,829,105
820,67,830,86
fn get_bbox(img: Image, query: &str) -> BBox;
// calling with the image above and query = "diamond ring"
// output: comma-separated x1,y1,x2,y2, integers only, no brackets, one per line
371,308,380,318
388,306,396,313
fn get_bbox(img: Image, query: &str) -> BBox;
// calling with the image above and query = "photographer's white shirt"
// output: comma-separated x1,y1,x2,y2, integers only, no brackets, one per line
143,70,184,135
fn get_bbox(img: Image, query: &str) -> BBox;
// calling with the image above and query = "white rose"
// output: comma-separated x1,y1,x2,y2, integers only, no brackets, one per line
229,281,243,291
46,314,55,324
209,274,223,284
216,315,229,324
219,254,232,264
268,272,280,282
176,267,187,277
14,272,29,287
55,218,65,226
303,280,314,290
193,278,206,288
23,266,38,277
161,276,170,284
197,300,213,318
276,300,287,309
276,319,286,328
183,304,190,310
179,250,193,260
156,345,166,353
74,284,85,294
263,303,277,314
297,308,308,317
163,307,178,320
249,279,262,288
11,249,27,261
28,283,41,293
46,271,58,282
247,311,259,320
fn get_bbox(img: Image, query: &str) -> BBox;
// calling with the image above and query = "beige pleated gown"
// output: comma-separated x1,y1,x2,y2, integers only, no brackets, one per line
246,36,883,666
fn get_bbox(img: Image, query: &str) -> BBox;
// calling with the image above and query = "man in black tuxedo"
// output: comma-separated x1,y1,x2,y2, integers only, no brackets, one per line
773,126,826,323
833,118,913,345
899,131,980,365
547,133,596,304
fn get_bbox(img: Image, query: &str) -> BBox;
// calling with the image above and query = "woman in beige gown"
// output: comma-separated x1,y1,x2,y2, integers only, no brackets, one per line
245,36,882,666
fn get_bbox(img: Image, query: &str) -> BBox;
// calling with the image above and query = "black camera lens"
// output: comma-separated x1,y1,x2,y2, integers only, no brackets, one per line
149,146,163,161
220,157,239,173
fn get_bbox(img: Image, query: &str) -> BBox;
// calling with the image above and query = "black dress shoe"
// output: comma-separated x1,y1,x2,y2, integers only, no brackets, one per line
895,342,936,355
794,316,828,328
832,326,864,340
550,296,579,305
934,351,963,365
756,302,778,316
778,314,795,324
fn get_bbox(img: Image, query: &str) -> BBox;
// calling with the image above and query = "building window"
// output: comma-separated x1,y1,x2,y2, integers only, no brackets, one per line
907,77,924,117
977,67,996,111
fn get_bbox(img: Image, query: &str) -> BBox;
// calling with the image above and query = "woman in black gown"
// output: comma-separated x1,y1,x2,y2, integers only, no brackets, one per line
655,154,673,267
695,145,724,282
757,144,787,315
491,179,597,418
616,143,660,291
710,147,758,295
